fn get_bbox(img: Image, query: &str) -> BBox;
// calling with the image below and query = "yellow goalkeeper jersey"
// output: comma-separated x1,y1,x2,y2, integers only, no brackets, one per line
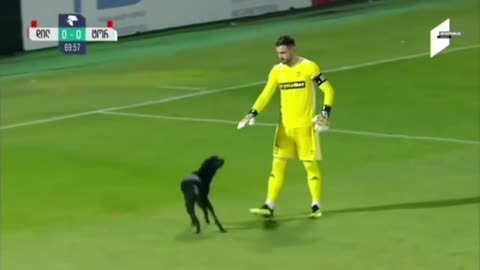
252,57,334,128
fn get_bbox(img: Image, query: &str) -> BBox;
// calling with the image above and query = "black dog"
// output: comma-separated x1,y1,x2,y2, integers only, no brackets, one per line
181,155,226,233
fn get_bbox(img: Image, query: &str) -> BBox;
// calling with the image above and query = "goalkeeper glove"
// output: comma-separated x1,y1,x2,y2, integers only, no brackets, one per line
237,109,257,129
312,105,331,132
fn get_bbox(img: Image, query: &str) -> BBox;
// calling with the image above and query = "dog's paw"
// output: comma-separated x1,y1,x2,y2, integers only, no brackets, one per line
220,228,227,233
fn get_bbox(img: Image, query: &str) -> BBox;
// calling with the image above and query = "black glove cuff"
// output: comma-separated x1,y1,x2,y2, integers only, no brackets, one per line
322,105,332,116
322,105,332,118
248,109,258,117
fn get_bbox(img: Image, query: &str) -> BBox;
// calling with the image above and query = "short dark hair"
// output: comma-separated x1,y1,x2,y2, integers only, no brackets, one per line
275,35,295,47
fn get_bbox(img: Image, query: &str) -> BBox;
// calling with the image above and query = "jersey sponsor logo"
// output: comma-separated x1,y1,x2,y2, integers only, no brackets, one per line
279,81,306,90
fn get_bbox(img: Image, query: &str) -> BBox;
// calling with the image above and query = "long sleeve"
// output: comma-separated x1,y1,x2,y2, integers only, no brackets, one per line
311,62,335,108
319,80,334,107
252,68,278,113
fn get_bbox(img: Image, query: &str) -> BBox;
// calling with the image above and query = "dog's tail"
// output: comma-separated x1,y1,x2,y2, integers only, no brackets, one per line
181,180,190,193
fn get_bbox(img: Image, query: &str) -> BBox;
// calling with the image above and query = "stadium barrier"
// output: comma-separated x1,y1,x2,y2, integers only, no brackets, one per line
0,0,362,54
0,1,23,55
19,0,311,51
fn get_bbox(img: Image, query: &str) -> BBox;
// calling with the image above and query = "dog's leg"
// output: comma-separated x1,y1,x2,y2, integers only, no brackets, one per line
199,198,210,224
185,196,200,233
202,206,210,224
206,199,226,232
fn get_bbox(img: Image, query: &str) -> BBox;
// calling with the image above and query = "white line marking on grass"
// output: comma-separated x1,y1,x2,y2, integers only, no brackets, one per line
1,44,479,131
0,111,101,130
0,81,263,131
156,85,207,91
98,81,264,112
326,44,480,72
100,111,480,145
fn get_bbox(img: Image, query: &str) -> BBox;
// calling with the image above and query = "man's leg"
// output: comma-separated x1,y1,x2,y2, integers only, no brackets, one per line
250,124,294,217
302,160,322,217
297,127,323,217
265,157,288,209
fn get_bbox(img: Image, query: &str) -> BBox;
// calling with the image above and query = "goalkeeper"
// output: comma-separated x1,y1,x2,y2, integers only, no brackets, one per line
238,35,335,218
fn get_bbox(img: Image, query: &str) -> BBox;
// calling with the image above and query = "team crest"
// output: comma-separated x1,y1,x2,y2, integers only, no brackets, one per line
296,71,302,77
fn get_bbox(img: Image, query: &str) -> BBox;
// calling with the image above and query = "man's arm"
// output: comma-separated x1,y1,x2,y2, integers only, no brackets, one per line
311,62,335,131
250,68,278,115
313,73,335,116
311,61,335,115
237,68,277,129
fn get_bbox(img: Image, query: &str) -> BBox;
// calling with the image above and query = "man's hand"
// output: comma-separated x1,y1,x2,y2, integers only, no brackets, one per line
237,110,257,129
312,106,331,132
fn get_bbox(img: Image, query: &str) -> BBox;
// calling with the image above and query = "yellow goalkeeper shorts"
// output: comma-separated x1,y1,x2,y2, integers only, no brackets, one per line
272,123,322,161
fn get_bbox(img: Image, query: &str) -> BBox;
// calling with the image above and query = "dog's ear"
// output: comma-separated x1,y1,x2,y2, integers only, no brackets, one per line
212,155,225,167
204,156,219,166
204,156,215,163
210,155,223,162
209,155,220,161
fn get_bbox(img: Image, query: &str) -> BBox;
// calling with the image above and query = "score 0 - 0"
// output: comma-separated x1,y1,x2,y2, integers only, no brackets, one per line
28,19,118,55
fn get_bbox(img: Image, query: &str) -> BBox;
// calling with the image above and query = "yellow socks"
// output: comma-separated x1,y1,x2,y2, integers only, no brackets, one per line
303,161,321,206
265,158,287,208
264,159,322,209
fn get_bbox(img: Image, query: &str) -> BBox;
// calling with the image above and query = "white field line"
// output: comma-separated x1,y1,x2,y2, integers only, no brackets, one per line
0,82,264,131
156,85,207,91
1,44,479,131
100,111,480,145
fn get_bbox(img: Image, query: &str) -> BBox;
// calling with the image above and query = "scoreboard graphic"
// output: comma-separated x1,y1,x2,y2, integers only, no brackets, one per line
28,14,118,55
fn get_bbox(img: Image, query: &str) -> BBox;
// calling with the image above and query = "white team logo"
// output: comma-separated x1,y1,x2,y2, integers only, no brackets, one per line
430,18,463,58
66,15,78,26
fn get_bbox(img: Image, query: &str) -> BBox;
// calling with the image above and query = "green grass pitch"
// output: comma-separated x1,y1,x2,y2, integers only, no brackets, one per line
1,0,479,269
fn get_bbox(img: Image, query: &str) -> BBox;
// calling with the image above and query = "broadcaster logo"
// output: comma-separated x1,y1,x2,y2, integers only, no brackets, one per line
437,31,462,39
430,18,463,58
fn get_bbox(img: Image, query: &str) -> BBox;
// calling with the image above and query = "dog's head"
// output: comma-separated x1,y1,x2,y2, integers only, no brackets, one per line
203,155,225,169
196,155,224,184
